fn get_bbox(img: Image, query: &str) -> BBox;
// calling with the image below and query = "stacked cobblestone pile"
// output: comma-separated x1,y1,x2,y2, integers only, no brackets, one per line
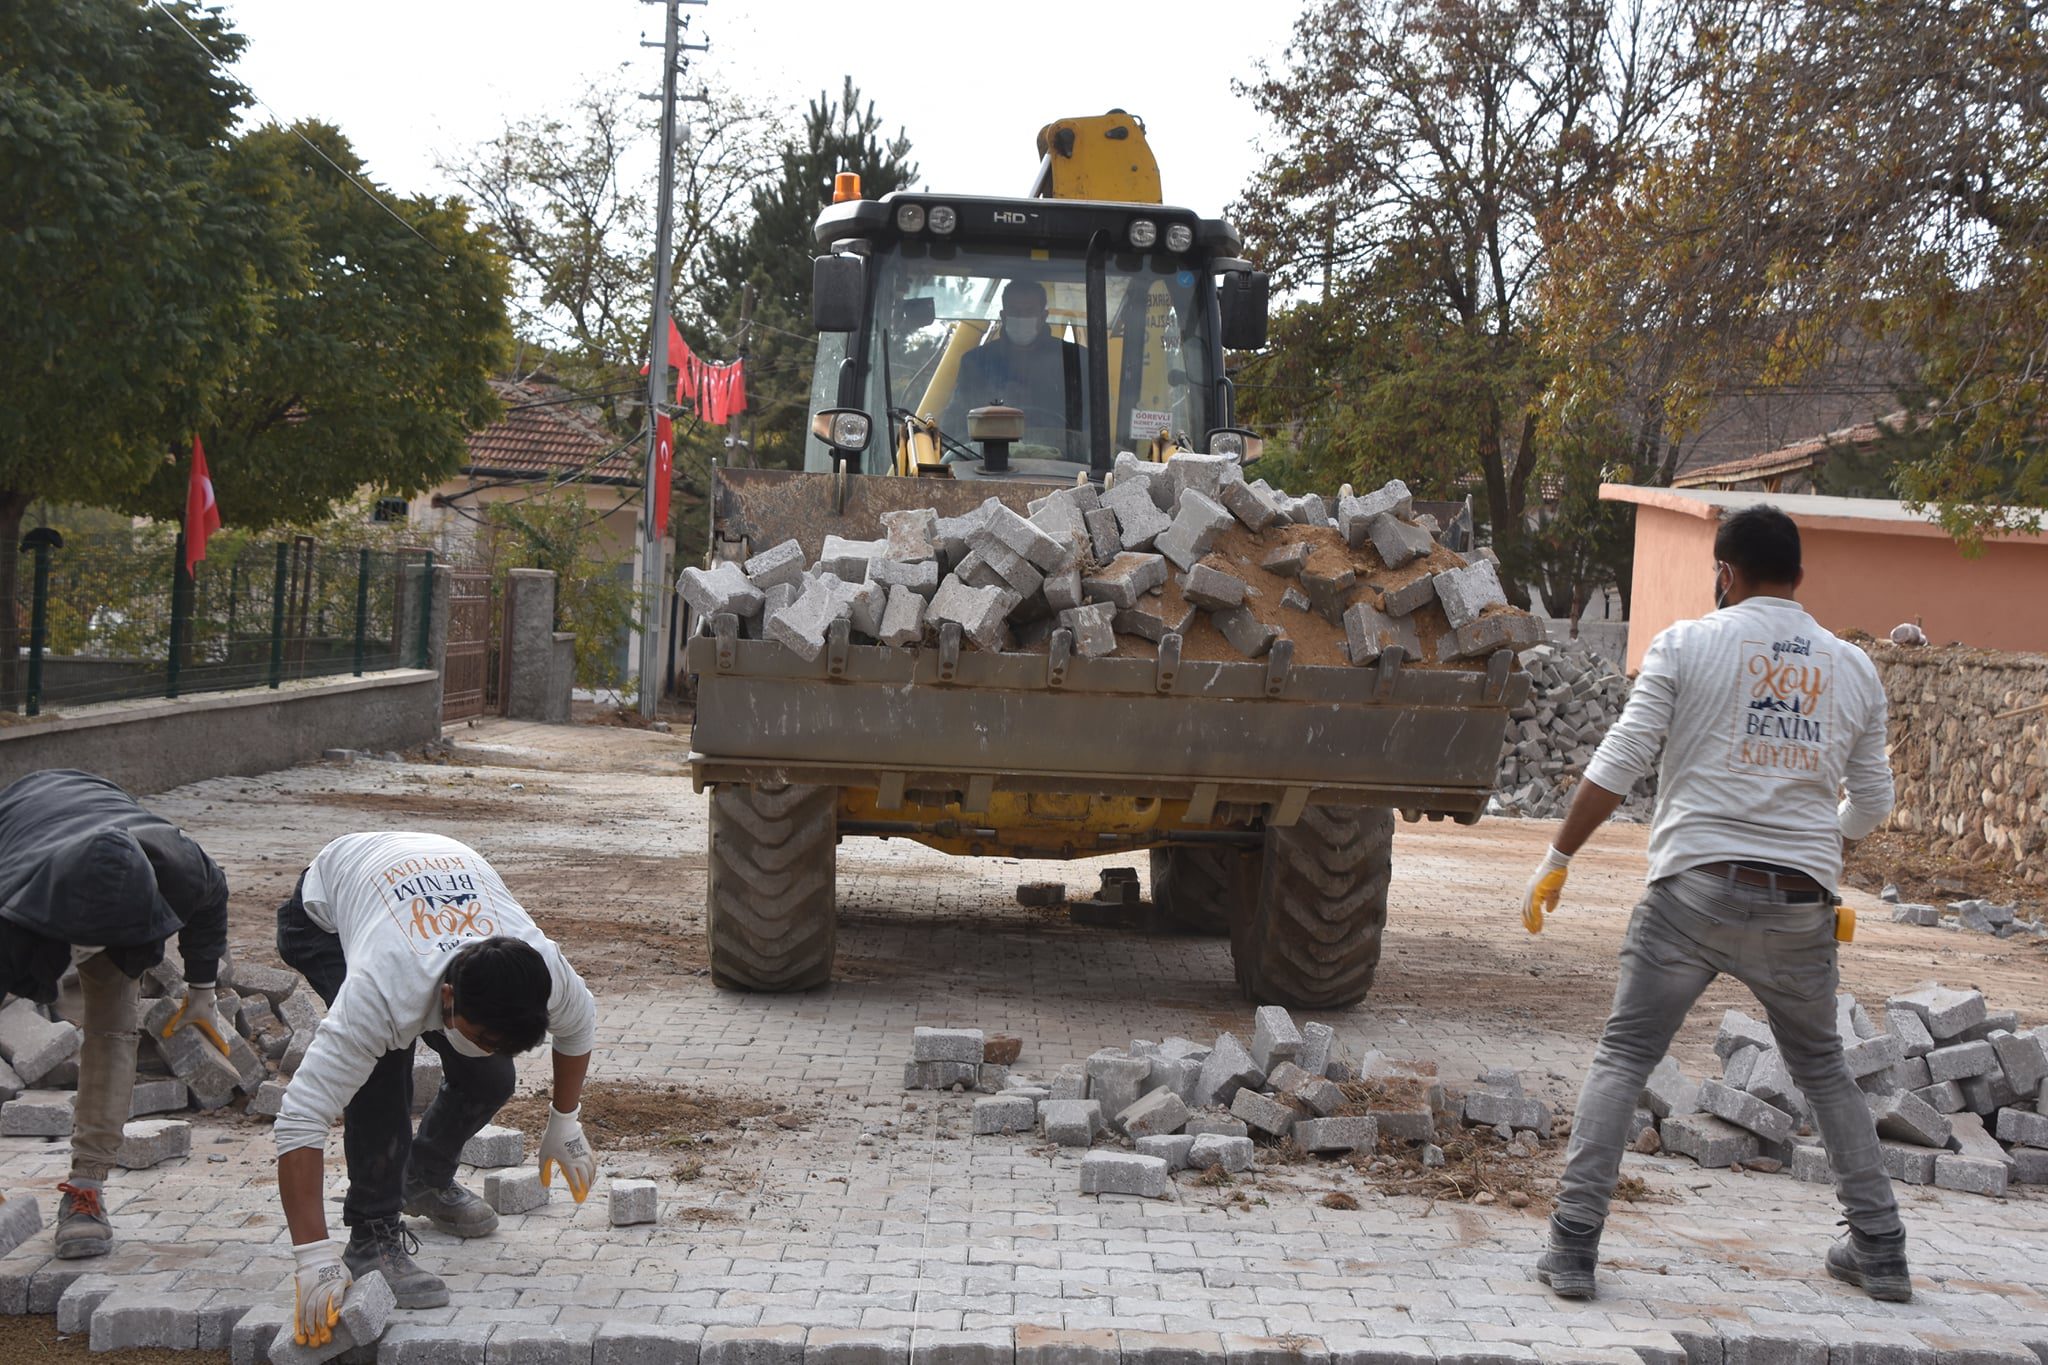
681,453,1541,668
905,1007,1522,1197
1490,639,1656,820
1629,982,2048,1195
1882,886,2047,938
0,949,395,1163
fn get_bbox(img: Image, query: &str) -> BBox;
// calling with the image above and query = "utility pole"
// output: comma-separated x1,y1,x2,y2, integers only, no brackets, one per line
636,0,708,719
726,283,756,468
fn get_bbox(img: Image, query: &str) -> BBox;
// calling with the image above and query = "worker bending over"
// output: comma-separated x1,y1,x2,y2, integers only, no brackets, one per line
1520,505,1909,1302
272,831,599,1348
0,769,231,1260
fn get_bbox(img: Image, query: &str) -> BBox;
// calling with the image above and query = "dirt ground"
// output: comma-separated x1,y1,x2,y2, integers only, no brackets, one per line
1841,826,2046,914
0,1314,226,1365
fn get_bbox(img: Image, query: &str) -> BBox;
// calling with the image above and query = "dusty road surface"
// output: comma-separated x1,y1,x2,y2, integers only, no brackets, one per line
3,718,2043,1364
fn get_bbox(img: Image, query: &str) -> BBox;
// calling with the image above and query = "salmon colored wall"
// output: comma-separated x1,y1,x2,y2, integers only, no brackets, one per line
1624,504,2048,672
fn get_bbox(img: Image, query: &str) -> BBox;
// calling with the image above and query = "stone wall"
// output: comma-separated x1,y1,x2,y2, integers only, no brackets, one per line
1862,641,2048,885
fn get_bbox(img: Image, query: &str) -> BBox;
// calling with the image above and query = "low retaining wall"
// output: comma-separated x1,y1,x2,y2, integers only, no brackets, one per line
0,669,440,795
1862,641,2048,885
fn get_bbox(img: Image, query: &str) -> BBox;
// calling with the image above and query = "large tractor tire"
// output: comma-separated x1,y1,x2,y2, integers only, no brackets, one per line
1148,846,1246,937
1229,805,1394,1009
706,782,837,991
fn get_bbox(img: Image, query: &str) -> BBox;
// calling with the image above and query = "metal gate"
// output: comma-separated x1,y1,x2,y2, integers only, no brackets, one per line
442,569,496,722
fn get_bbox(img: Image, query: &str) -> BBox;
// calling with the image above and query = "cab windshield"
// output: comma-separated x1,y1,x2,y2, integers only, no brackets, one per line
804,240,1217,473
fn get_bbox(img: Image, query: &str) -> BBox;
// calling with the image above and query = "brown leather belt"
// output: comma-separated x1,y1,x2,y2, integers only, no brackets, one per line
1693,860,1830,900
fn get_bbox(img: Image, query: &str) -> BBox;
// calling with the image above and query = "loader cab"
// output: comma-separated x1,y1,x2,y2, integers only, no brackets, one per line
805,193,1267,485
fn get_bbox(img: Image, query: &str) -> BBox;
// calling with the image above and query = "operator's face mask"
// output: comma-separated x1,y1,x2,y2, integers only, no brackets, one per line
1713,560,1733,611
440,984,495,1057
1002,312,1043,344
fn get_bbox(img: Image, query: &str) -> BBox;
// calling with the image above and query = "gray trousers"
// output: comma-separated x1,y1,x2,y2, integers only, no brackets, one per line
1557,868,1901,1236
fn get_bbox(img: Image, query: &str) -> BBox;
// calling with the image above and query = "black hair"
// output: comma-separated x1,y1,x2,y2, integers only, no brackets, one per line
444,936,552,1054
1715,504,1801,585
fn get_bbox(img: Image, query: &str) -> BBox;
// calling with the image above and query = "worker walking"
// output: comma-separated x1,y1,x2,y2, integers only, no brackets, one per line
0,769,232,1260
1519,505,1909,1302
272,831,598,1349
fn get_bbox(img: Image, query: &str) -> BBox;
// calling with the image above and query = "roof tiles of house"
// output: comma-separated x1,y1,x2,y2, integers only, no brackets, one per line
1673,412,1906,489
465,379,639,485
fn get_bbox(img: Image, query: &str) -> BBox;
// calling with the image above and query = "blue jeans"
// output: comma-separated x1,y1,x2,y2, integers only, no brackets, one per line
1556,868,1900,1235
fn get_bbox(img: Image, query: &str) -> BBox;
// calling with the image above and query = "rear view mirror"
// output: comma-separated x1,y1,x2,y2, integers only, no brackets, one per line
896,296,937,331
812,255,866,333
1218,269,1270,350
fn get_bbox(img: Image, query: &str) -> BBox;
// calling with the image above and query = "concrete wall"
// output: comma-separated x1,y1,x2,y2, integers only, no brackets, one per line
502,569,572,723
1617,497,2048,673
0,670,441,796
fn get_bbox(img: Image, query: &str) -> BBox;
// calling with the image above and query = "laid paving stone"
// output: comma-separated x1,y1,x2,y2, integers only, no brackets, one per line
55,1274,120,1334
700,1325,807,1365
484,1169,548,1215
89,1292,200,1351
113,1118,192,1170
907,1329,1015,1365
973,1094,1038,1135
609,1178,658,1227
461,1124,525,1168
1079,1150,1170,1198
1040,1099,1103,1147
0,1193,42,1261
591,1322,707,1365
807,1326,913,1365
486,1322,601,1364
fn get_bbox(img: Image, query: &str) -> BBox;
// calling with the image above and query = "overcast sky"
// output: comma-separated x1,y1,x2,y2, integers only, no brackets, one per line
221,1,1305,222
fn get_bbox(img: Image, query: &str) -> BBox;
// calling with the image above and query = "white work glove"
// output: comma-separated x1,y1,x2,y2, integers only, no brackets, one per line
1521,846,1572,934
538,1103,597,1203
162,982,232,1057
290,1239,351,1348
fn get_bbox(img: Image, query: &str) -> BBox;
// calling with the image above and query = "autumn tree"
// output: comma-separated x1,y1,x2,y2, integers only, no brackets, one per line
1543,0,2048,536
700,78,917,469
1238,0,1715,609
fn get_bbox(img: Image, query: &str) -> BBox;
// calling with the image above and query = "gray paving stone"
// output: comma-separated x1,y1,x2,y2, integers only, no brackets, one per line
1713,1011,1774,1060
806,1327,910,1365
1337,481,1413,544
1877,1139,1939,1184
700,1325,807,1365
55,1272,119,1333
90,1291,200,1351
0,1192,42,1260
1136,1134,1197,1171
1183,1114,1249,1139
1016,1327,1119,1365
1913,1080,1966,1113
1926,1040,1998,1083
1867,1090,1952,1148
1660,1113,1762,1168
1934,1153,2009,1197
1642,1057,1701,1119
487,1322,600,1363
113,1117,193,1169
1882,1008,1935,1058
609,1179,659,1227
0,998,81,1085
1325,1340,1437,1365
973,1095,1038,1135
1297,1023,1335,1080
1040,1099,1103,1146
591,1323,704,1365
1887,984,1988,1040
1990,1029,2048,1094
1194,1034,1263,1109
197,1296,262,1351
1080,1151,1170,1198
141,994,241,1108
463,1124,526,1168
1117,1087,1191,1139
269,1270,394,1365
1120,1330,1224,1365
1229,1088,1298,1139
130,1078,189,1117
908,1329,1013,1365
1432,561,1507,630
1697,1081,1797,1144
0,1088,74,1136
485,1169,549,1215
1841,1032,1904,1078
743,539,806,591
2013,1147,2048,1184
1292,1116,1377,1154
230,1303,290,1365
1188,1134,1254,1172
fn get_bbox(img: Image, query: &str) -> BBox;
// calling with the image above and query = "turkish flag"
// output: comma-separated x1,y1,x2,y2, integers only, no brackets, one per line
184,435,222,573
639,315,689,377
654,413,674,535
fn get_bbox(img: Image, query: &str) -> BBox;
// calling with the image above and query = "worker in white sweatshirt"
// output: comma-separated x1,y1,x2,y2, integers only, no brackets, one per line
270,832,599,1349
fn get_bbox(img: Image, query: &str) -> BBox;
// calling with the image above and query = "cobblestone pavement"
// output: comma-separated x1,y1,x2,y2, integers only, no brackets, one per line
3,719,2045,1363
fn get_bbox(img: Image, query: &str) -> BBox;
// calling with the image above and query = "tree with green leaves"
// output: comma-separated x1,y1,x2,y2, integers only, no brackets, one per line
1237,0,1715,610
1542,0,2048,540
700,78,917,469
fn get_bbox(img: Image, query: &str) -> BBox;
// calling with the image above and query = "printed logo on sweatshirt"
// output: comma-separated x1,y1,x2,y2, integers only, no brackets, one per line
1727,634,1834,776
375,853,501,955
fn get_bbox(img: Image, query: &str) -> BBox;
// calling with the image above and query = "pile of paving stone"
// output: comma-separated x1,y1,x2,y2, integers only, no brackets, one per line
680,452,1541,668
1630,982,2047,1196
0,949,341,1172
1491,638,1656,821
1882,886,2047,939
906,1007,1524,1199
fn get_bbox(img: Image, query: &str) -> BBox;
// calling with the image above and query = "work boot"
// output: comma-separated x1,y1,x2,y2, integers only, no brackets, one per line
343,1217,450,1309
54,1181,112,1260
1535,1213,1602,1298
1825,1222,1912,1302
401,1176,499,1239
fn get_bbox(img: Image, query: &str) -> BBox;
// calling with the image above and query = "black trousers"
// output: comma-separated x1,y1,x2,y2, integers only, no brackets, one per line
276,874,517,1228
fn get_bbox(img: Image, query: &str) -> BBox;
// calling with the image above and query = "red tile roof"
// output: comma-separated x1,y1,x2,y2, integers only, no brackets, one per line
1673,412,1907,489
464,379,641,486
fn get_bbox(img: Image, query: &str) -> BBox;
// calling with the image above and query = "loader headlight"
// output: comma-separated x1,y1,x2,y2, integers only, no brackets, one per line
927,205,958,234
1128,218,1159,249
895,204,926,234
1164,223,1194,253
812,407,872,452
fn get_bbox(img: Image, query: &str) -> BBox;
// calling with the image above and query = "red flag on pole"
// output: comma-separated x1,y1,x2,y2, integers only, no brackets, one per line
639,316,688,377
184,435,222,573
654,413,674,535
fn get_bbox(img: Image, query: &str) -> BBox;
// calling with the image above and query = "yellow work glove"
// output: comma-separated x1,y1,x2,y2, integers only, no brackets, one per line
538,1103,597,1203
1521,846,1572,934
162,983,232,1057
290,1240,351,1348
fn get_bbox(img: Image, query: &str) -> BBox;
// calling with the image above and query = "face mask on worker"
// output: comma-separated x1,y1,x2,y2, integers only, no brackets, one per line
440,987,494,1057
1713,561,1732,611
1003,313,1043,345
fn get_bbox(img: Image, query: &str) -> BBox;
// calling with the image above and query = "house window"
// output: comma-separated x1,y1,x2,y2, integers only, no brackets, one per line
372,497,410,524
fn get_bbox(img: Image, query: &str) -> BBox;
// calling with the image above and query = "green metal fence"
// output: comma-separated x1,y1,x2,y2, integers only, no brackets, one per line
11,529,432,717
